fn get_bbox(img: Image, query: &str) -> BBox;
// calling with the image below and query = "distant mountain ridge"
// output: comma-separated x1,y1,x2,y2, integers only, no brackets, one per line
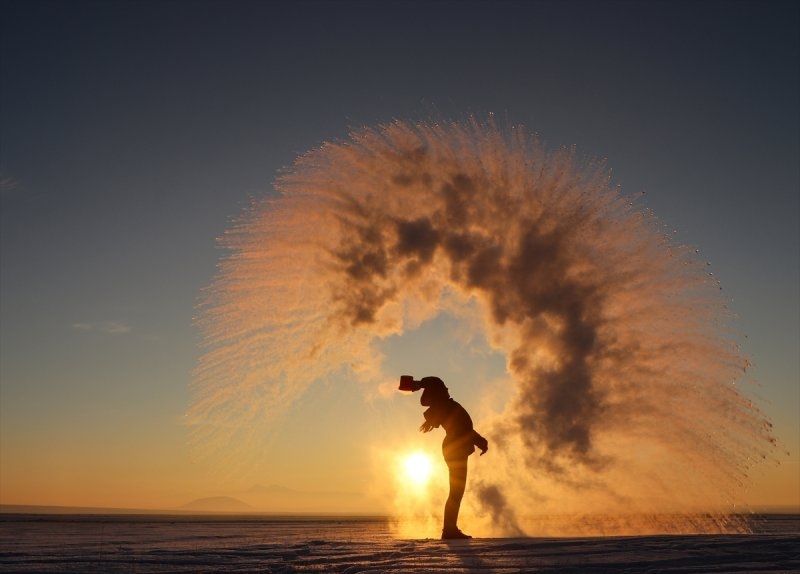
0,484,381,515
179,496,254,513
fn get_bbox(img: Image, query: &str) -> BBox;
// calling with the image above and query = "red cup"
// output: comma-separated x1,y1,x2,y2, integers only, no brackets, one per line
399,375,416,391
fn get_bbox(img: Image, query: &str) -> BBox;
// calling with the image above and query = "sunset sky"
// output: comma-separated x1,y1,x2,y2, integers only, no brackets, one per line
1,1,797,513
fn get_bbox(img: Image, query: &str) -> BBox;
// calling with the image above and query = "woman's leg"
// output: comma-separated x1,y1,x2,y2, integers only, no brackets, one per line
443,456,468,533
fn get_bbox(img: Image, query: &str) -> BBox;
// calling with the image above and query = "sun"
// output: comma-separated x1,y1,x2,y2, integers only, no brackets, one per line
402,451,434,486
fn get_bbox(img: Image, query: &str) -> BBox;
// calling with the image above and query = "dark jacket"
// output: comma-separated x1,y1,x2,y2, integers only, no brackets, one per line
423,398,485,461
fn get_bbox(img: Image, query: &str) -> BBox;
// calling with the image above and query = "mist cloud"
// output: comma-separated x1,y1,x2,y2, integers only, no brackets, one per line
191,119,774,532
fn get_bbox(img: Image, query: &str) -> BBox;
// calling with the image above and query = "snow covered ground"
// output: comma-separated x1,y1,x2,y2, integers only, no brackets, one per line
1,514,797,573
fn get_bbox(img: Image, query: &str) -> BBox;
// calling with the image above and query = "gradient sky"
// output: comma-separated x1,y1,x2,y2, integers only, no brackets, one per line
1,0,797,511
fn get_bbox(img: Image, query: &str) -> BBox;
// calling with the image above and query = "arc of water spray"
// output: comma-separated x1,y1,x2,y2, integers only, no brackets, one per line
190,118,775,533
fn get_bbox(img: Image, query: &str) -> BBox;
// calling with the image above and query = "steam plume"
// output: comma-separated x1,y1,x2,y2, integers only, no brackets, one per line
190,119,774,533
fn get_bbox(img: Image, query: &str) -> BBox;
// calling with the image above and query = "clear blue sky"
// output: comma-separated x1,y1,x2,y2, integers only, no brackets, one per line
1,0,797,510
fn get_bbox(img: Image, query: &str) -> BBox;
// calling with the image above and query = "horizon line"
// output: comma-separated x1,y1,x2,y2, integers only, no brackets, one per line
2,503,798,516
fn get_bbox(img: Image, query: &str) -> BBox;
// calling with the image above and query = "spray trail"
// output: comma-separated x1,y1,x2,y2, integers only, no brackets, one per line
190,119,774,533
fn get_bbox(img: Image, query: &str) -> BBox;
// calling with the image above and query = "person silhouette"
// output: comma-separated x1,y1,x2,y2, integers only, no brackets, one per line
416,376,488,539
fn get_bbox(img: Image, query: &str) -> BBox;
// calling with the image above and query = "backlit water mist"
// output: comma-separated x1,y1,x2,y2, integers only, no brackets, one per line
190,119,775,534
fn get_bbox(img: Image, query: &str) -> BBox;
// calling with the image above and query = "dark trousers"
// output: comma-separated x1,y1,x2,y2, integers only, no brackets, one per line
443,455,468,531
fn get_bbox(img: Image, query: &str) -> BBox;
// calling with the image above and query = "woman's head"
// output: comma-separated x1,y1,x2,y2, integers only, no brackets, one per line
420,376,449,406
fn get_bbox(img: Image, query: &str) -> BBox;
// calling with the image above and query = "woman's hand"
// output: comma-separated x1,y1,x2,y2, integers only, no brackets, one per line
474,433,489,455
419,421,435,433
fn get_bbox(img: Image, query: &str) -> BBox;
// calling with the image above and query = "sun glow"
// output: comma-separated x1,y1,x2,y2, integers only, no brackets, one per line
402,451,433,486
